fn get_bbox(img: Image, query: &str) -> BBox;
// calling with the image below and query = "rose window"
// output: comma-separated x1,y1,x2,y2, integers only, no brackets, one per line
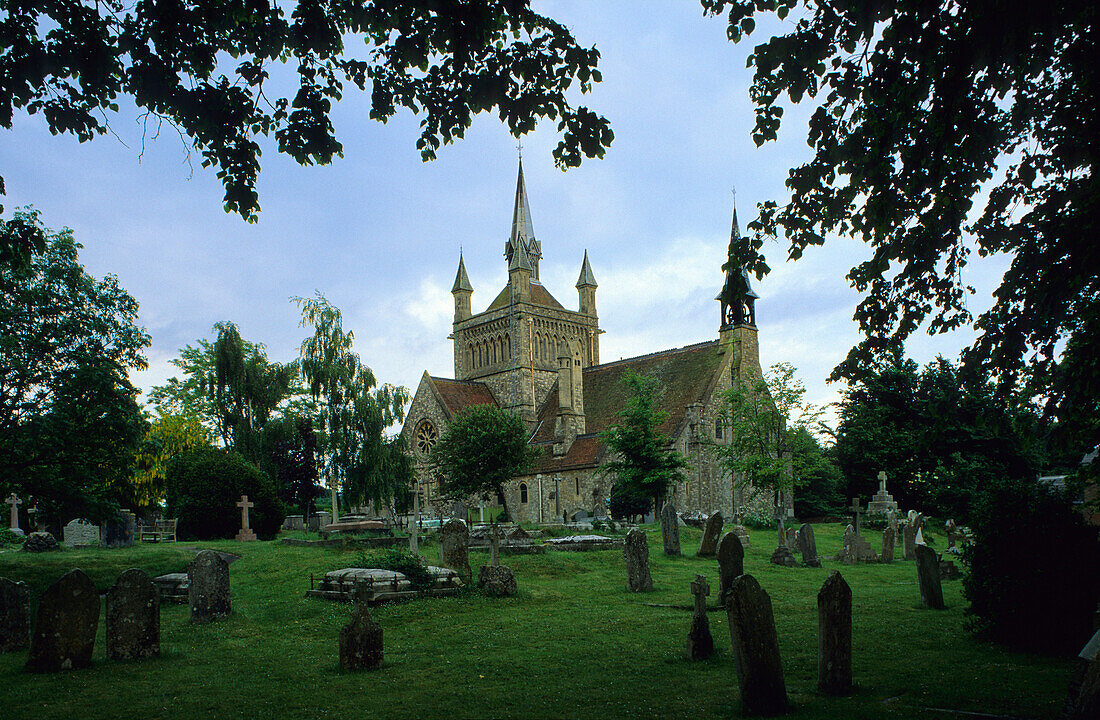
415,421,438,457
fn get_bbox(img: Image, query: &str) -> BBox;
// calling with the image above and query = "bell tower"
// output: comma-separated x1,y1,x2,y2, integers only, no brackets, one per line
717,199,762,381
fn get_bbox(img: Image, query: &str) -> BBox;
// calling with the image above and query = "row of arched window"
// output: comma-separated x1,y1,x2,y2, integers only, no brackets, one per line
469,333,510,370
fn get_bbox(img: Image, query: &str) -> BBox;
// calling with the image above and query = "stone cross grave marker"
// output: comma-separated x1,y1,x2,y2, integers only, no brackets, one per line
878,470,888,493
235,495,256,541
6,493,21,534
817,570,853,695
687,574,713,660
850,497,864,536
727,574,789,716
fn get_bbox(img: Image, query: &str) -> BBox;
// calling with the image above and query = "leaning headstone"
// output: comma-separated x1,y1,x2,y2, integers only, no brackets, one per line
686,574,713,660
817,570,852,695
660,501,681,556
945,518,957,549
881,526,896,563
623,528,653,592
915,544,946,609
440,519,471,577
798,523,821,567
339,587,383,670
1,577,30,652
697,511,723,557
106,568,160,660
717,531,745,604
62,519,101,548
188,550,231,624
902,522,917,560
727,574,789,716
25,569,99,672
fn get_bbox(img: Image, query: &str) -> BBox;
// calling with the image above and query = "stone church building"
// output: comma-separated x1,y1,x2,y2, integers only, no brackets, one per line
401,162,778,523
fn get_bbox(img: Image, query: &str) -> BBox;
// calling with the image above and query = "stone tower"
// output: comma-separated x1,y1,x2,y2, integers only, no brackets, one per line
450,160,602,425
717,201,762,383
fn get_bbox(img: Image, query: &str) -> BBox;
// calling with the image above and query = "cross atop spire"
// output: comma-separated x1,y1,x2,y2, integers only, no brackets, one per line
504,159,541,280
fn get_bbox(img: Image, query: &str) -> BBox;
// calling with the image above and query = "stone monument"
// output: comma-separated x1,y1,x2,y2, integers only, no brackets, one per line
866,470,899,516
660,501,681,556
188,550,231,623
798,523,821,568
623,528,653,592
727,574,789,716
62,519,101,548
235,495,257,541
686,574,713,660
0,577,30,652
25,569,99,672
339,586,383,670
817,570,853,695
106,568,160,660
5,492,22,537
441,518,471,578
717,531,745,605
697,511,723,557
915,544,946,610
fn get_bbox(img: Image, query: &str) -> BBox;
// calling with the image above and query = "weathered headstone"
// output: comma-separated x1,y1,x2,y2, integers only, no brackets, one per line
235,495,257,542
339,587,383,670
717,531,745,604
786,526,798,550
489,523,502,566
837,524,877,564
817,570,852,695
770,543,798,567
100,511,136,548
686,574,713,660
915,544,946,609
0,577,30,652
5,492,22,536
798,523,821,567
660,501,681,556
697,511,723,557
441,518,471,577
25,569,99,672
20,531,58,552
902,522,917,560
623,528,653,592
881,526,896,563
727,574,789,716
106,568,160,660
945,518,957,549
62,518,101,548
188,550,231,623
477,564,517,597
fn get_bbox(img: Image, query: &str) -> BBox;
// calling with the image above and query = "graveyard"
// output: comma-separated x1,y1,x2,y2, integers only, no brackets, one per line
0,522,1075,720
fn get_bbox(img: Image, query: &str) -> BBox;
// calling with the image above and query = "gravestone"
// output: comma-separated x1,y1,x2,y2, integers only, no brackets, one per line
697,511,723,557
235,495,257,542
881,526,896,563
100,511,136,548
817,570,852,695
25,568,99,672
660,501,681,556
477,565,517,597
21,531,59,552
727,574,789,716
837,524,877,564
441,519,471,577
188,550,231,623
1,577,30,652
339,587,383,670
770,543,798,567
623,528,653,592
6,492,22,536
730,520,752,548
106,568,160,660
798,523,821,567
62,518,101,548
283,515,305,531
786,527,798,550
945,519,957,549
902,522,917,560
849,497,865,536
888,509,899,537
686,574,713,660
866,470,899,516
717,531,745,604
914,512,927,546
915,544,946,609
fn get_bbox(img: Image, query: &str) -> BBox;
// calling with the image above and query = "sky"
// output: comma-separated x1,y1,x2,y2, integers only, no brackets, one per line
0,1,1010,431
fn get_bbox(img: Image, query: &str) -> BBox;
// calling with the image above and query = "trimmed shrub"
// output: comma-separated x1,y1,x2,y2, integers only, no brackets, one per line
963,475,1100,654
165,446,286,540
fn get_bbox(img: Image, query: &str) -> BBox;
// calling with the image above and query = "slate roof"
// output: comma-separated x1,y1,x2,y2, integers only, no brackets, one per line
429,376,497,419
484,281,566,312
527,339,726,472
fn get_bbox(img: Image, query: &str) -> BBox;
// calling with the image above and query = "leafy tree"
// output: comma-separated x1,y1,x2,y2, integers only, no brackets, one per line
600,371,689,517
295,293,410,513
788,427,844,518
712,362,824,498
0,209,150,523
165,445,285,540
260,415,323,516
128,414,214,510
703,0,1097,456
0,1,612,221
429,404,533,520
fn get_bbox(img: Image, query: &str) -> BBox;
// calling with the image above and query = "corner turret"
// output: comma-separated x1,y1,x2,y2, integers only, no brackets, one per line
576,250,598,317
452,252,473,322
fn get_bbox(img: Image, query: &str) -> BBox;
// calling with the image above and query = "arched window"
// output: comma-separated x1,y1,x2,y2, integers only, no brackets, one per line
469,345,475,370
520,483,529,504
491,340,497,365
715,418,723,440
415,420,439,458
504,333,510,361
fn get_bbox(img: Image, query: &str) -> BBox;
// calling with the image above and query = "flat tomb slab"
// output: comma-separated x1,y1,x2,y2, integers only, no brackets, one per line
307,567,462,604
543,535,623,551
152,573,189,604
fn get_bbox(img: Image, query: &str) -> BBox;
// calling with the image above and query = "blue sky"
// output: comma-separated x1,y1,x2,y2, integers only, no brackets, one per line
0,1,1009,430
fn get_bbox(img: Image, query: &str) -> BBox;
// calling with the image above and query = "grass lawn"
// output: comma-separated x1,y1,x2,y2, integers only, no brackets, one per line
0,524,1073,719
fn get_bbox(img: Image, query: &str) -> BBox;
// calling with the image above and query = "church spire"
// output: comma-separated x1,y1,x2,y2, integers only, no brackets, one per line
452,251,473,293
504,158,542,280
717,194,759,330
576,250,597,288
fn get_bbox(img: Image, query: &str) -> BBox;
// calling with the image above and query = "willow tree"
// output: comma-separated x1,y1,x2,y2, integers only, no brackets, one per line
295,293,410,515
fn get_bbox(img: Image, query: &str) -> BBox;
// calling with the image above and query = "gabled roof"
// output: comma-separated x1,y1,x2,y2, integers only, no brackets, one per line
428,376,497,419
485,282,566,312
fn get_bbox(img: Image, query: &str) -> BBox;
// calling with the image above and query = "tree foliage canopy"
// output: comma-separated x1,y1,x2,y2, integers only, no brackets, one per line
430,403,533,517
600,371,689,515
0,0,612,221
703,0,1097,452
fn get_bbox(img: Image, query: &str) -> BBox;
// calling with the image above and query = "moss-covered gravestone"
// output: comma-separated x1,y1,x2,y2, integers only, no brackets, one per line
727,574,788,716
697,511,723,557
798,523,821,568
26,569,99,672
716,531,744,605
817,570,852,695
915,544,945,609
660,501,680,556
189,550,230,624
0,577,30,652
106,568,160,660
623,528,653,592
340,587,383,670
686,575,713,660
441,519,470,578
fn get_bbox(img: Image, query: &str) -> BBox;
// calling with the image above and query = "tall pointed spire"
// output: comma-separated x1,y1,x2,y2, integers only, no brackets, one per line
452,251,473,293
509,234,532,272
718,193,759,330
576,250,597,288
504,158,541,280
